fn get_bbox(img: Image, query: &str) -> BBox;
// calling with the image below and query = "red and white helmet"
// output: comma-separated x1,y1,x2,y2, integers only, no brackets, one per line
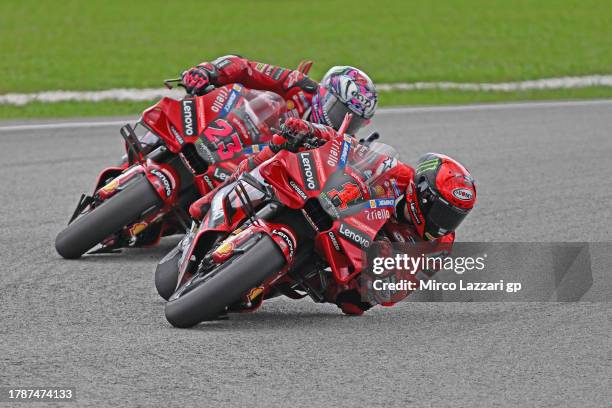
405,153,476,240
311,66,378,134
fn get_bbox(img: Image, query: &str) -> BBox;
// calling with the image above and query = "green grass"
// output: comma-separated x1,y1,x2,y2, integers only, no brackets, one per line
1,0,612,118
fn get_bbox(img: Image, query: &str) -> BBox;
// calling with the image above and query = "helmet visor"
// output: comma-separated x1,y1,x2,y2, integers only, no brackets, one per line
424,198,469,238
321,93,367,134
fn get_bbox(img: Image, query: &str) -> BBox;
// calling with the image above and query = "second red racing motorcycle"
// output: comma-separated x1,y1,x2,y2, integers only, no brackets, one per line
55,81,285,259
160,118,404,328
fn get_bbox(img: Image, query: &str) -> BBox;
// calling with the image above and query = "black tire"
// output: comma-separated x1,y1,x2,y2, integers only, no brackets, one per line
155,246,182,300
164,235,285,328
55,176,163,259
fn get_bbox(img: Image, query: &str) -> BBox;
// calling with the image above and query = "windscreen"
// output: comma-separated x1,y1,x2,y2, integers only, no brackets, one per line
318,139,401,220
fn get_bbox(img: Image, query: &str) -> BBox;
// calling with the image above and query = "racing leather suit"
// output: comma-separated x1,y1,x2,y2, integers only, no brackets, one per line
192,55,319,121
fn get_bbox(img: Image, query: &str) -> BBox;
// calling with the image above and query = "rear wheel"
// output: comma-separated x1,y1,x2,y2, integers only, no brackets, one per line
164,234,286,328
55,176,163,259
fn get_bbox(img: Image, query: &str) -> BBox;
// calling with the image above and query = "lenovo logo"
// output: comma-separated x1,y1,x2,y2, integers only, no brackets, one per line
182,99,198,137
298,152,320,191
338,223,371,248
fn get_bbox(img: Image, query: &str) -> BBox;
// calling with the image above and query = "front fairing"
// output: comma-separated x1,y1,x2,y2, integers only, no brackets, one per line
140,84,286,158
192,85,286,164
259,136,402,283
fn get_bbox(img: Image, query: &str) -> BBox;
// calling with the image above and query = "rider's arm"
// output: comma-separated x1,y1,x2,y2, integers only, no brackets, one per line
195,55,318,100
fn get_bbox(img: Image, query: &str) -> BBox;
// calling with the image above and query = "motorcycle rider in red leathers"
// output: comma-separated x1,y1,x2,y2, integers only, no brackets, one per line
188,116,477,316
181,55,378,134
331,152,477,315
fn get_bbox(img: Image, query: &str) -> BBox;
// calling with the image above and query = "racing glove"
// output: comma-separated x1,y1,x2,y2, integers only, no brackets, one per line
270,118,337,152
181,66,211,95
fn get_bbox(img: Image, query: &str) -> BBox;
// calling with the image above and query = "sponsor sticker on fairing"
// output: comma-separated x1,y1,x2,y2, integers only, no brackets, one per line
150,169,172,197
367,198,396,209
272,229,295,258
327,231,342,251
219,85,242,117
242,144,266,154
213,166,232,182
338,137,352,168
289,180,308,200
202,174,215,190
169,125,184,145
181,99,198,137
338,223,372,248
195,139,216,163
298,152,320,191
366,208,390,221
211,87,230,113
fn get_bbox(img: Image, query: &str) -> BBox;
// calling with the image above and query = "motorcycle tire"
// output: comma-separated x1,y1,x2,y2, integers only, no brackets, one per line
155,246,182,300
55,176,163,259
164,234,285,328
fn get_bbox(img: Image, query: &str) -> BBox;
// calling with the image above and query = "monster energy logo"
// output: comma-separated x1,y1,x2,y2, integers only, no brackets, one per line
416,158,440,174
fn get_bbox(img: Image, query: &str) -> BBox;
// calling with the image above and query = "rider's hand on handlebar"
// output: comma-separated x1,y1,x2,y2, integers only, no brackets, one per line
181,66,210,95
281,117,313,139
271,118,326,152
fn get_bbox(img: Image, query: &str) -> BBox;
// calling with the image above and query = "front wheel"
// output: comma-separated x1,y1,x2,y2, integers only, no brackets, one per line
55,176,163,259
164,234,286,328
155,246,182,300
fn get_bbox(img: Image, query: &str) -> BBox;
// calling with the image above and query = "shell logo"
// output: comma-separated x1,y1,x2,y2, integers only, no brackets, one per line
287,100,295,110
373,185,385,197
129,222,148,236
214,241,234,256
247,287,264,301
100,179,119,194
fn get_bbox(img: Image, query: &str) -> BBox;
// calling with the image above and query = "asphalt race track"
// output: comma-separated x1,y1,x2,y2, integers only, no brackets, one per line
1,101,611,407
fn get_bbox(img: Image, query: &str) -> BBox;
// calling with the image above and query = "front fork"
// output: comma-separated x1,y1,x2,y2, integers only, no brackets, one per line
202,219,299,310
85,161,181,246
96,161,179,205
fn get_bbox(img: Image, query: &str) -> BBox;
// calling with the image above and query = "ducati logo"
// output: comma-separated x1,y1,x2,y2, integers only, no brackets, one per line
327,182,362,209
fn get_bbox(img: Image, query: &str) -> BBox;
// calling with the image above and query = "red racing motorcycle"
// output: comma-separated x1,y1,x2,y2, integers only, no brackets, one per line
55,81,285,259
161,117,403,328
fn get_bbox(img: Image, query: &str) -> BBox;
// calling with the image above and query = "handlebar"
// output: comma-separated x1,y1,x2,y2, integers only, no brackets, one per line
163,78,183,90
163,78,215,96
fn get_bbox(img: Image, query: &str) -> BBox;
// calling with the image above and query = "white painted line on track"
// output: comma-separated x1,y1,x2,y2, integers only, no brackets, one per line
376,75,612,92
0,120,130,132
2,75,612,106
1,99,611,132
